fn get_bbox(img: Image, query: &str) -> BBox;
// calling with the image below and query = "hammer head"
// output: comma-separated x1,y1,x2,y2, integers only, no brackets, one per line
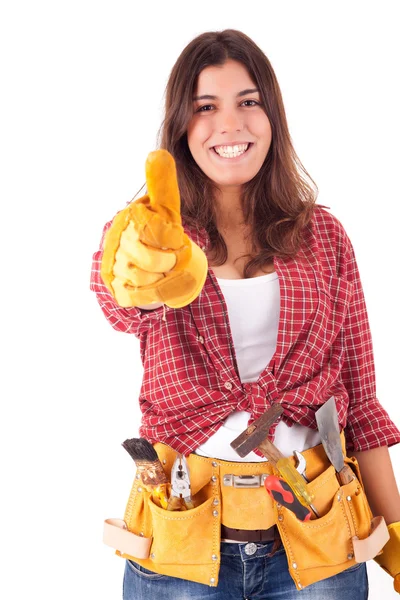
230,404,283,457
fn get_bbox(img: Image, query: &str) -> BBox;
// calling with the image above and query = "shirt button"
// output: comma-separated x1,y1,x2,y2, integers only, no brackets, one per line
198,335,204,344
244,543,257,556
224,381,233,390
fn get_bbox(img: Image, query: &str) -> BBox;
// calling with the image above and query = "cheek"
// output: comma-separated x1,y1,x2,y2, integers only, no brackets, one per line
250,115,272,141
187,119,212,151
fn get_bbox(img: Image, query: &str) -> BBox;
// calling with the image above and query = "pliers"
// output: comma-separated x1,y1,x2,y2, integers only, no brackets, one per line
167,454,194,510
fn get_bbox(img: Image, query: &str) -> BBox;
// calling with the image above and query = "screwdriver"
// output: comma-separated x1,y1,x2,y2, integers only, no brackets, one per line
264,475,311,521
258,437,315,510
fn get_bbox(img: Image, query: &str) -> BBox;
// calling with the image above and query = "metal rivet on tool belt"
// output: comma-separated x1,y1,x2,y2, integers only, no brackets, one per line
162,459,167,464
276,503,282,508
139,532,144,537
213,499,219,505
347,553,354,560
278,515,284,521
213,510,219,517
212,554,218,561
298,583,303,589
150,553,155,559
292,563,297,569
137,487,142,492
347,496,352,501
211,476,217,482
136,473,141,479
212,461,218,467
210,577,216,585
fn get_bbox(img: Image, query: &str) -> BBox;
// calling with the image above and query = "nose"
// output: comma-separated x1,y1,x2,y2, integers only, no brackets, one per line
217,107,243,133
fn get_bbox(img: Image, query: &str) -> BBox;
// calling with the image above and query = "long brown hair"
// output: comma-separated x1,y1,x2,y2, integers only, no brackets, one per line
156,29,318,277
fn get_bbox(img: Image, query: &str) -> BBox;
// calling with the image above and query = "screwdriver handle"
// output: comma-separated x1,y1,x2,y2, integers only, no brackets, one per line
258,438,314,508
264,475,312,521
277,460,315,506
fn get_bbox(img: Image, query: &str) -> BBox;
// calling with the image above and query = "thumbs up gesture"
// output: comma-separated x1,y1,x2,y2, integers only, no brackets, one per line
100,149,208,309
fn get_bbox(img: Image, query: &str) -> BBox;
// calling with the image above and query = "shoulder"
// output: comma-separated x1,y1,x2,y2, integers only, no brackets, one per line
304,204,356,277
311,204,347,235
309,204,352,252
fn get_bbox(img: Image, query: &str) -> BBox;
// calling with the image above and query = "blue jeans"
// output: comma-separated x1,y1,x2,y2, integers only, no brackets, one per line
122,540,369,599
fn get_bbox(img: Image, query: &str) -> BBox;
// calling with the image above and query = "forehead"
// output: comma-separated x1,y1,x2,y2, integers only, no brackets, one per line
193,60,256,94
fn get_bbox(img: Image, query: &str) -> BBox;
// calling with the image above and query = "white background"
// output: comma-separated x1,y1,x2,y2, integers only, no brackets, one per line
1,1,399,598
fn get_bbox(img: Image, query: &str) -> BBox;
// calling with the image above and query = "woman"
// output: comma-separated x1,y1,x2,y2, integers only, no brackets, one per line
91,29,400,599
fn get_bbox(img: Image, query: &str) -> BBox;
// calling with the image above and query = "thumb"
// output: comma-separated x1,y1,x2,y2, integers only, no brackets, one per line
145,149,181,223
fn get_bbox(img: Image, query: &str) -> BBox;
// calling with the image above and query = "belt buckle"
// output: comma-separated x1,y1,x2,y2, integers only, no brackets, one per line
223,474,269,488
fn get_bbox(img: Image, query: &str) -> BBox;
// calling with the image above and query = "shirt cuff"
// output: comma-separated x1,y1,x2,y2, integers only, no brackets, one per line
344,398,400,453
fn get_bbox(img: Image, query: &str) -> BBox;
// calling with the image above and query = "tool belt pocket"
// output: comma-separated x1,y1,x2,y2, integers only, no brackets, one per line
147,493,219,565
112,447,222,587
275,456,387,591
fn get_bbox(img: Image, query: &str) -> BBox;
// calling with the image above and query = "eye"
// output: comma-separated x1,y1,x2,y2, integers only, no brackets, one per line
241,100,261,107
196,104,214,113
194,99,261,113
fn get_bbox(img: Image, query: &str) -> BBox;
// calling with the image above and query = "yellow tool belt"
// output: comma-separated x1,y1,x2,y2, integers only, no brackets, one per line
103,432,389,590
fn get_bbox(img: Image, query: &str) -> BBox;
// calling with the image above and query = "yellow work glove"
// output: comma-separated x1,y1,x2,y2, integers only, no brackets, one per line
374,520,400,593
100,149,208,309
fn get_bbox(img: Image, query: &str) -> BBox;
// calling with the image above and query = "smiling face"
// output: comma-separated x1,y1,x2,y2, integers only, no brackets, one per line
187,59,272,192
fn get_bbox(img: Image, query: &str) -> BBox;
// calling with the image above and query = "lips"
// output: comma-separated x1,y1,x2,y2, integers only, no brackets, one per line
211,143,253,158
211,142,252,151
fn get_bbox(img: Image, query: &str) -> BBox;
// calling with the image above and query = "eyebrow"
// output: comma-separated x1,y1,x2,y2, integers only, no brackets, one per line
192,88,260,101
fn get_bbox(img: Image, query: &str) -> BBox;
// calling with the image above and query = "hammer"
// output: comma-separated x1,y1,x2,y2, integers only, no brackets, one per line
230,404,319,519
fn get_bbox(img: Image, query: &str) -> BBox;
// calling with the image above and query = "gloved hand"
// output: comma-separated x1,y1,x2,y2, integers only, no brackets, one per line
100,149,208,309
374,520,400,593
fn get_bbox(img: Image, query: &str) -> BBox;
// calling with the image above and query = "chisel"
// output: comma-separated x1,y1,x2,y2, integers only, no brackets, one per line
315,396,356,485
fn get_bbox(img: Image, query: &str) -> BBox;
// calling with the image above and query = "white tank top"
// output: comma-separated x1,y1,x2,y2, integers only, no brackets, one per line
195,272,321,460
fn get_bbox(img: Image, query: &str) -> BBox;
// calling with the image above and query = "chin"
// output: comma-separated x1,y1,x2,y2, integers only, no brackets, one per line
213,172,258,187
216,178,249,187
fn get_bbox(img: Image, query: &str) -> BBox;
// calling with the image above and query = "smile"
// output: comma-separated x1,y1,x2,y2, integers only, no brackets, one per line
212,143,253,160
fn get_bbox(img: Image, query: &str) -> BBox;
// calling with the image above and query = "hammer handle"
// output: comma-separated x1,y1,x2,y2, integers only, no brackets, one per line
258,438,315,507
258,438,285,465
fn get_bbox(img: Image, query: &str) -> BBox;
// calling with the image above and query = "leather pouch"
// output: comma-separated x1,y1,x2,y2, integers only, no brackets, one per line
114,446,222,587
218,459,276,530
274,455,389,591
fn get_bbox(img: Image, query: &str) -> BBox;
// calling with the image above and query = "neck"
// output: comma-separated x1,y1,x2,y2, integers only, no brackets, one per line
214,186,245,232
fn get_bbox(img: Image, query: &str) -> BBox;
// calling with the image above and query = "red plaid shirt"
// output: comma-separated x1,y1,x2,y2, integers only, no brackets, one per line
90,205,400,456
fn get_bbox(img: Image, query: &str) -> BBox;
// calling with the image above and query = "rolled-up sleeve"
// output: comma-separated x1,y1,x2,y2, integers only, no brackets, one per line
339,229,400,452
90,221,165,338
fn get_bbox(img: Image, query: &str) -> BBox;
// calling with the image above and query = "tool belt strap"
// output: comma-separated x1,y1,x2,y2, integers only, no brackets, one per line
103,518,152,559
353,516,389,562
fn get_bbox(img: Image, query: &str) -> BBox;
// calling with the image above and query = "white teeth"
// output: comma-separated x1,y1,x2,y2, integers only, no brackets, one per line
213,143,249,158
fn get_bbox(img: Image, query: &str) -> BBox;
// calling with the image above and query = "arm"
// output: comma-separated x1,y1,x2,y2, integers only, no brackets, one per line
333,220,400,453
355,445,400,593
137,302,164,309
352,446,400,524
334,218,400,590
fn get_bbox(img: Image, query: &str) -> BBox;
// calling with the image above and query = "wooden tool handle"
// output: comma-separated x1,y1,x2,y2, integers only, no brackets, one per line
258,437,285,464
338,463,356,485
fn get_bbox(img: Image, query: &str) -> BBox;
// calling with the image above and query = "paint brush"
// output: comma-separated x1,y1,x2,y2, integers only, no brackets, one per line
122,437,169,509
